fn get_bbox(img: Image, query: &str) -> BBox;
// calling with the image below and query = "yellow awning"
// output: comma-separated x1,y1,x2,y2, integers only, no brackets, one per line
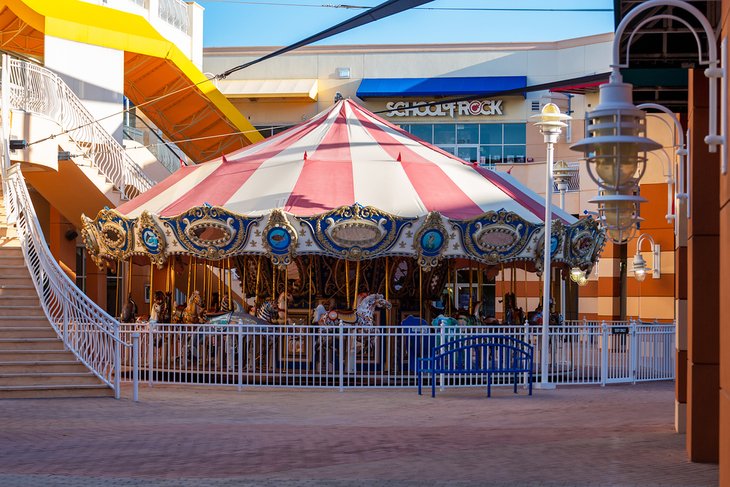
218,79,318,102
0,0,263,162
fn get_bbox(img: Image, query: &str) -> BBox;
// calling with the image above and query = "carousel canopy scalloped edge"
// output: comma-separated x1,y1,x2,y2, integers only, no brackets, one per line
81,203,605,273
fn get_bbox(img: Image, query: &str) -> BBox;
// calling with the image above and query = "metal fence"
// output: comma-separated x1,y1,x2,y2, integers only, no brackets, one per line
117,320,674,391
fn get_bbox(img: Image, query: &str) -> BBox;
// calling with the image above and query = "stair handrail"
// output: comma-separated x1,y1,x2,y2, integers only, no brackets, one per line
3,56,154,200
1,164,136,399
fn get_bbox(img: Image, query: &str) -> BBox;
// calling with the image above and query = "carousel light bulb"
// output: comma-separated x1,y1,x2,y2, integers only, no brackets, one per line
570,267,585,283
577,274,588,286
633,252,648,282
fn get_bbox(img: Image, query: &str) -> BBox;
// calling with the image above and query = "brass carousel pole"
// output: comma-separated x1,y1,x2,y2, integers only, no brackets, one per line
419,264,423,324
308,257,312,322
469,265,474,314
353,260,360,309
187,257,192,301
284,264,288,324
227,258,232,311
115,260,121,319
242,257,247,305
345,260,350,309
384,257,389,324
148,261,154,315
255,256,261,304
447,259,451,316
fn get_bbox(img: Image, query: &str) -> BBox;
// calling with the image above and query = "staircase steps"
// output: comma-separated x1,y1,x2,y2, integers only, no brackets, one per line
0,214,113,399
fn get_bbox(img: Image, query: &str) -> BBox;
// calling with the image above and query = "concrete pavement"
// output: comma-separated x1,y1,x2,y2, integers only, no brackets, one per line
0,382,718,486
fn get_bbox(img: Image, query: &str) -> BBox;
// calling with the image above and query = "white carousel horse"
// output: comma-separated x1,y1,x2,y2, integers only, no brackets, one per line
349,293,391,373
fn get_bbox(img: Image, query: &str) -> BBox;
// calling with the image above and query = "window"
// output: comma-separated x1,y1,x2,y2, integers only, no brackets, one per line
255,125,294,138
402,123,527,167
75,246,86,293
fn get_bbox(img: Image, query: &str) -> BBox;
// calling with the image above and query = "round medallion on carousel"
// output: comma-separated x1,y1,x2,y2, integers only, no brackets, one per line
419,229,444,256
266,227,292,253
142,228,162,255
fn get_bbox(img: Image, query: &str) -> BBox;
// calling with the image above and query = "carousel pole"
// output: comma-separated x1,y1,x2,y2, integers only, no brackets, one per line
419,265,423,324
227,258,233,311
345,260,350,309
148,262,154,316
193,258,198,295
284,264,288,324
353,260,360,309
115,260,121,319
308,258,312,321
477,263,483,319
171,257,176,309
255,256,261,304
187,258,192,301
446,259,451,316
242,257,247,305
272,263,276,299
469,266,474,314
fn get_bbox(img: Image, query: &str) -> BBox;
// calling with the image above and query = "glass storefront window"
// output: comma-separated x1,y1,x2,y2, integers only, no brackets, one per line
504,145,526,163
456,124,479,144
409,124,434,143
457,146,478,163
479,124,502,144
400,123,527,166
434,124,456,145
504,123,526,144
480,145,502,164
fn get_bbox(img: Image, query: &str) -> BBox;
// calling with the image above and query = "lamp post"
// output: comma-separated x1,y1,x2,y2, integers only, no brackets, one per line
530,103,570,389
553,160,577,319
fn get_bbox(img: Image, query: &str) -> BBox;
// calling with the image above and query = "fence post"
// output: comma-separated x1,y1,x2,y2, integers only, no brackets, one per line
630,320,638,384
439,318,445,392
114,327,121,399
523,318,530,388
600,321,608,387
237,322,243,391
62,304,69,350
338,320,344,392
132,332,139,402
148,323,154,386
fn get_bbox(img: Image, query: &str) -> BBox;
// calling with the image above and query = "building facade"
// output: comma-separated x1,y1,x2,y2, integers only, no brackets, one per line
203,34,677,324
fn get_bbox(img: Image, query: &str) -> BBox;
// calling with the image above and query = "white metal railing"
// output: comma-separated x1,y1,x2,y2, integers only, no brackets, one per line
117,319,674,390
158,0,189,33
1,165,139,400
3,56,154,200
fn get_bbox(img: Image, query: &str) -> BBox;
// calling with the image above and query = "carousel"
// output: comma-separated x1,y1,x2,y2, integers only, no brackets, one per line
81,99,604,339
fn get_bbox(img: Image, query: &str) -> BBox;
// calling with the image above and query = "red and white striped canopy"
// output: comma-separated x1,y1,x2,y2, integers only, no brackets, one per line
118,99,574,224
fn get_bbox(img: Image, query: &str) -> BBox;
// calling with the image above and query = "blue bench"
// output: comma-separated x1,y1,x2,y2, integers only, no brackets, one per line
417,334,533,398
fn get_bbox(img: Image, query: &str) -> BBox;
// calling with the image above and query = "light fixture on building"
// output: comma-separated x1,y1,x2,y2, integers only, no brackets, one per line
336,67,351,79
571,0,726,244
589,189,646,244
529,102,571,389
572,82,660,192
632,233,661,282
9,139,27,151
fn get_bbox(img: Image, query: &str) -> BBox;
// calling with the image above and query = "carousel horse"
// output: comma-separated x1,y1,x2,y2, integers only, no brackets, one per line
344,293,392,373
149,290,168,324
120,294,138,323
183,290,206,324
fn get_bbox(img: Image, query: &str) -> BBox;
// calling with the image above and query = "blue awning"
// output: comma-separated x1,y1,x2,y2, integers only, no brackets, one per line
356,76,527,99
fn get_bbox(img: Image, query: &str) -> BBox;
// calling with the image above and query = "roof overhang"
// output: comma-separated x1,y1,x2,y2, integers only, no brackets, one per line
0,0,264,161
356,76,527,99
217,79,318,102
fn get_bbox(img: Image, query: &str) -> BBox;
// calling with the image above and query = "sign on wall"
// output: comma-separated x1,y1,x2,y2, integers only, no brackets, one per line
385,100,503,118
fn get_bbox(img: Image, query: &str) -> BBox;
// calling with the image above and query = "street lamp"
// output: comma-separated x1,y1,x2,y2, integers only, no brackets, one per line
632,233,661,281
553,160,578,318
530,103,570,389
571,0,726,244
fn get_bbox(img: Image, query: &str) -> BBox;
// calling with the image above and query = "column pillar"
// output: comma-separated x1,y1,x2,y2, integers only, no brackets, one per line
686,69,719,462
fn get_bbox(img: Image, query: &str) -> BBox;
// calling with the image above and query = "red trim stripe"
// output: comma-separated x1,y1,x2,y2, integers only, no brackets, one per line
351,104,483,219
286,104,355,216
158,112,330,217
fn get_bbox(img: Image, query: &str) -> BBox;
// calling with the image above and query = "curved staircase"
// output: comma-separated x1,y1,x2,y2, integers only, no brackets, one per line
0,193,112,399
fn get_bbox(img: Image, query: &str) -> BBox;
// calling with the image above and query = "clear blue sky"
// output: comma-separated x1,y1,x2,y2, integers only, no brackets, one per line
199,0,615,47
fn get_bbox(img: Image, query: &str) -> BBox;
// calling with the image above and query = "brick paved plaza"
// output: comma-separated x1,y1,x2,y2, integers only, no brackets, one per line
0,382,718,486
